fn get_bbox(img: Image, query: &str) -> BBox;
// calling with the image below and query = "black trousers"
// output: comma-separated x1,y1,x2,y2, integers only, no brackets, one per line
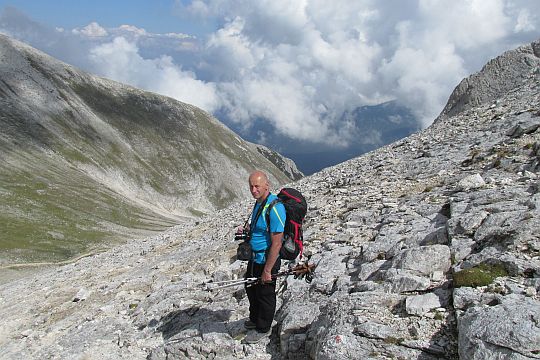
244,259,281,332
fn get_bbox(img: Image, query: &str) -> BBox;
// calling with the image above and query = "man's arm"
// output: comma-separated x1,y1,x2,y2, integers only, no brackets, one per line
262,232,282,283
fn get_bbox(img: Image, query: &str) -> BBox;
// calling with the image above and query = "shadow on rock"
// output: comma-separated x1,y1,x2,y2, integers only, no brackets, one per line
416,313,458,360
157,306,233,341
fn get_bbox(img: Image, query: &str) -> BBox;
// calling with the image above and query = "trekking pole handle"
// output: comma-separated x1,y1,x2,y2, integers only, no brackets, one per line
291,263,316,276
270,262,316,281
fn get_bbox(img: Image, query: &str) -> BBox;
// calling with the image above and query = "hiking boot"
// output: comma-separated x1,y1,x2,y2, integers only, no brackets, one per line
243,329,270,344
244,320,256,329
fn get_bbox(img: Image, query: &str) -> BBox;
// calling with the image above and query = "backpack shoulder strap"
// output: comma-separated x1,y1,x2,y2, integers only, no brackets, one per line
249,197,268,238
265,198,282,232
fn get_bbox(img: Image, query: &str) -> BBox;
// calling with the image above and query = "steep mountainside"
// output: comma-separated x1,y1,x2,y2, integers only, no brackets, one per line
0,39,538,359
437,40,540,119
0,34,301,266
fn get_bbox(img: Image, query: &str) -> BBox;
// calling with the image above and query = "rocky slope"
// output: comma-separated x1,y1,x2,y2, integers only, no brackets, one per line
438,39,540,120
0,40,539,359
0,34,301,268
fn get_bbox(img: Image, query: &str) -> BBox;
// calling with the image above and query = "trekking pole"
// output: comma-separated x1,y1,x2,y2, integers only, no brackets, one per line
204,277,259,291
205,262,317,292
242,261,316,286
206,277,259,286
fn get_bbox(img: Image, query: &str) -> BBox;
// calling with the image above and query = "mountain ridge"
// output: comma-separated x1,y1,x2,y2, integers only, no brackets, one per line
0,33,301,267
437,40,540,120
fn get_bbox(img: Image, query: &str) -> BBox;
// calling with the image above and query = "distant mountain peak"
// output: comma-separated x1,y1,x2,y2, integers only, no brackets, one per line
437,39,540,121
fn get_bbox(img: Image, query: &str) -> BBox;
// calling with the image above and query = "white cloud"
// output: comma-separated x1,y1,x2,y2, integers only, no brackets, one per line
73,22,108,37
117,24,147,36
415,0,510,49
89,37,220,112
191,0,540,141
200,2,386,144
93,1,540,144
379,43,466,125
515,9,535,32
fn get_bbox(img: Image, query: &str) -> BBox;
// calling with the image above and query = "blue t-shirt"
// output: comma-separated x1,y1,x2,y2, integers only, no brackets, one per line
250,194,286,264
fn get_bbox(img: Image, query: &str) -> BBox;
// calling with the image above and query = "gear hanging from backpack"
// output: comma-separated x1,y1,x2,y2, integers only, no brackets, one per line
265,188,307,260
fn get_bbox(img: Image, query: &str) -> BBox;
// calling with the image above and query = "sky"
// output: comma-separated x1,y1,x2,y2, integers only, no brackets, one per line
1,0,540,153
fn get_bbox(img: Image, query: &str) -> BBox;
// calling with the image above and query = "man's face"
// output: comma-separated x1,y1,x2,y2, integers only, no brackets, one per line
249,175,269,201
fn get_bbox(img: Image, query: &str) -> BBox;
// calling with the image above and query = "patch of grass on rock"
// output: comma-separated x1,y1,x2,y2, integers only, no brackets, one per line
453,263,508,288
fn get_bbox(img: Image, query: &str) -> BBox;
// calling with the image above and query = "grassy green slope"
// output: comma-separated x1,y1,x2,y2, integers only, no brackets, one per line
0,35,295,267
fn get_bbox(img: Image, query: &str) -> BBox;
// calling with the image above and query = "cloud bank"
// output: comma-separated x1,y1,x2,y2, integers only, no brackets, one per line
1,1,539,147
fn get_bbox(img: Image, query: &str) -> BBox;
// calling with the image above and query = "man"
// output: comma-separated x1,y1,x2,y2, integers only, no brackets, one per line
243,170,286,344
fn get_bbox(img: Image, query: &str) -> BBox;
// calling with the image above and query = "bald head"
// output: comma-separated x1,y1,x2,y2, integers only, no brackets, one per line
249,170,270,202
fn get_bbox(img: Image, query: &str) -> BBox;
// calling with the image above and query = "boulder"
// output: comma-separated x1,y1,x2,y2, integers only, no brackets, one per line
458,295,540,359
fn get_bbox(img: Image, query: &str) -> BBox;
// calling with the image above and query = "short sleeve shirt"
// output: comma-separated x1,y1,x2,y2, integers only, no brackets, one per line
250,193,286,264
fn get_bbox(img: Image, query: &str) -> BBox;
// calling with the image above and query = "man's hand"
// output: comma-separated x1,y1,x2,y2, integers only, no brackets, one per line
236,224,250,233
261,269,273,283
261,231,282,283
